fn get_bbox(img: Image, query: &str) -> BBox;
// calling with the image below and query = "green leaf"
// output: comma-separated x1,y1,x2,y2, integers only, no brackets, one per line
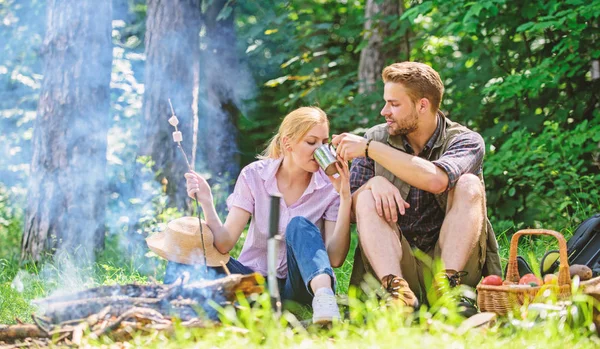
216,5,233,21
516,22,535,32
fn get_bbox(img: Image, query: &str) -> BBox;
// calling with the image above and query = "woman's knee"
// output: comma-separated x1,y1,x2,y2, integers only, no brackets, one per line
287,216,312,233
285,216,318,244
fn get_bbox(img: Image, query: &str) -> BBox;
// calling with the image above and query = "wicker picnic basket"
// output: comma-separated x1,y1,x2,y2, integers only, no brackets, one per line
581,279,600,335
477,229,572,315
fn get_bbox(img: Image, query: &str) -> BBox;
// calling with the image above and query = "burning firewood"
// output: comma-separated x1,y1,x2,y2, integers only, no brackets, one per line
0,324,48,342
0,273,263,346
36,284,168,304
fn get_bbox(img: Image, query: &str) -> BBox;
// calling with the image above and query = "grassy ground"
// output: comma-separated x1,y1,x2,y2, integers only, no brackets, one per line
1,222,600,348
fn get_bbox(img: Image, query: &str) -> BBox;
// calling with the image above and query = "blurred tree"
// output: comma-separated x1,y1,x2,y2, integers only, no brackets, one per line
197,0,245,198
141,0,201,210
21,0,113,262
358,0,409,94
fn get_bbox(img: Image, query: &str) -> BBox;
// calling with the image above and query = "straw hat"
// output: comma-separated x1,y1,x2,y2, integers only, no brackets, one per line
146,216,230,266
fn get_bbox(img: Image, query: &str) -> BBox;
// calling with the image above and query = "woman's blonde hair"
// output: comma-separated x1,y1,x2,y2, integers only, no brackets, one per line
258,106,329,159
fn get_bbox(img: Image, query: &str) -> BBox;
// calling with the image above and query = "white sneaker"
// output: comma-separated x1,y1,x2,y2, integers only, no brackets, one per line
312,292,341,324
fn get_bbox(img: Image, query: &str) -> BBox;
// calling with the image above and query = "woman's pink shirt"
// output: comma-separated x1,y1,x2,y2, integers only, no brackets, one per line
226,157,340,278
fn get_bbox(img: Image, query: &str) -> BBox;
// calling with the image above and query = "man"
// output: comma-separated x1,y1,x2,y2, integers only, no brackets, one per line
331,62,502,308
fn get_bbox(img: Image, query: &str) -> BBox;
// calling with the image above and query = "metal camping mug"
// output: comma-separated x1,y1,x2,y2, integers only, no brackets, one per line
313,143,339,176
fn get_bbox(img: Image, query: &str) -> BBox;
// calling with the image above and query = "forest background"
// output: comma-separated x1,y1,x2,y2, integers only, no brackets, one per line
0,0,599,332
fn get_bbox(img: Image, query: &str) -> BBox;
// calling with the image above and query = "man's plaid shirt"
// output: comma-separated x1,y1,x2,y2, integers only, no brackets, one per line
350,116,485,252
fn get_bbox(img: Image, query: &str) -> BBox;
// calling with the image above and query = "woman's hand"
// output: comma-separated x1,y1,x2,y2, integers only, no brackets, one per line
367,176,410,222
184,171,213,205
328,155,351,200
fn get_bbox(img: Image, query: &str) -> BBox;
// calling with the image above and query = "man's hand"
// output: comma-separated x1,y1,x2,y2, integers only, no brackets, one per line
367,176,410,222
331,133,368,161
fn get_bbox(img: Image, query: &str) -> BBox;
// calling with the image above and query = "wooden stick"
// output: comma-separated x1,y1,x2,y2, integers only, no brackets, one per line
51,332,71,345
34,284,168,305
71,322,88,346
91,307,143,338
0,324,50,342
30,314,50,335
168,98,207,271
220,260,231,276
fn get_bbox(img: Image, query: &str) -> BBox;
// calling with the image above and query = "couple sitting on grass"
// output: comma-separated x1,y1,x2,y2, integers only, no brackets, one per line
147,61,502,324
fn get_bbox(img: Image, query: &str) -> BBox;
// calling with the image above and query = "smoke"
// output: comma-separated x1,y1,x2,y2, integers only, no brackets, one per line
9,252,97,298
2,0,256,301
0,0,45,189
197,9,256,199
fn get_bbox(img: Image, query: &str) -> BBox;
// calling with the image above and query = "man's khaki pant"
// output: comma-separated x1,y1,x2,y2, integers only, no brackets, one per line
350,226,487,302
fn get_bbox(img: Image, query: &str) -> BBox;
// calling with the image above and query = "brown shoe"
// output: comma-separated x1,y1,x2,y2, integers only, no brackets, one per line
433,269,467,296
381,274,418,309
431,269,477,318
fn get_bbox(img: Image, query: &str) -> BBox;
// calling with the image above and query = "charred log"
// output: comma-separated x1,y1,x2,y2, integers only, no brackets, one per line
1,274,263,345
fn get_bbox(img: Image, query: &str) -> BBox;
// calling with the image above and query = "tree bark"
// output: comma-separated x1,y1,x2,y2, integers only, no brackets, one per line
21,0,113,262
358,0,410,94
141,0,202,210
198,0,244,196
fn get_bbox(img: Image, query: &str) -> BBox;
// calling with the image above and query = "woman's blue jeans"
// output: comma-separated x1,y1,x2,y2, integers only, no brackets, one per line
164,216,336,306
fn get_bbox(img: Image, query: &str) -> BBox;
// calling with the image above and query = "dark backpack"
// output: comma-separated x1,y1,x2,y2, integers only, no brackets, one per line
565,213,600,276
540,213,600,277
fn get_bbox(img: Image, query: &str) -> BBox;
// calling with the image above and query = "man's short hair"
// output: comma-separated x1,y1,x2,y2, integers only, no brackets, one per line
382,62,444,113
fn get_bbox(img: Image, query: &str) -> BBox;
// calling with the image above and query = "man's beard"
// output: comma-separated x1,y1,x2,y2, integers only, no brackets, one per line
387,112,418,136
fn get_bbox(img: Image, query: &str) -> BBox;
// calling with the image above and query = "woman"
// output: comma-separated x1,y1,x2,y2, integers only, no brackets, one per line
181,106,351,323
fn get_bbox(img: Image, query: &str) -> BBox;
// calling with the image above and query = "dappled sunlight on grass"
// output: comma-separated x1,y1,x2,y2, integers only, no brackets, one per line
2,243,600,347
1,200,599,347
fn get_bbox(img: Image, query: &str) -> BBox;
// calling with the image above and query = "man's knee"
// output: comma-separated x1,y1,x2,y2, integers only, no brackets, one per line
453,174,484,203
355,189,377,217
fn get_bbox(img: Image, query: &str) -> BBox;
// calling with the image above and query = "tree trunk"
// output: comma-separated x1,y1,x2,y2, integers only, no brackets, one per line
141,0,202,210
21,0,113,262
198,0,244,197
358,0,410,94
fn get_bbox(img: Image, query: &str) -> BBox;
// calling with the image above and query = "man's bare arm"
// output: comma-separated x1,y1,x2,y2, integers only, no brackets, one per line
367,141,449,194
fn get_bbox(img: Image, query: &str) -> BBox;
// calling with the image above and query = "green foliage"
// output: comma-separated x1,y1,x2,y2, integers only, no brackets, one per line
3,0,598,240
389,0,600,231
0,187,41,323
487,115,600,233
1,205,599,344
235,0,600,233
235,0,369,164
0,185,24,260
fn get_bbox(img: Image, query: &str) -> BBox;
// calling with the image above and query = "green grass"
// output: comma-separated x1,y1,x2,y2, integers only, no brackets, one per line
2,220,600,347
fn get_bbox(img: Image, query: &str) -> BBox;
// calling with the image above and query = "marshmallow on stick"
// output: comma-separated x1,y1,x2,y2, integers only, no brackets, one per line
167,99,191,170
168,98,207,270
172,131,182,142
168,105,183,143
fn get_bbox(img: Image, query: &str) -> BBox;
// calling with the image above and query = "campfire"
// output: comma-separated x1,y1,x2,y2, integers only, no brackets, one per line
0,273,263,346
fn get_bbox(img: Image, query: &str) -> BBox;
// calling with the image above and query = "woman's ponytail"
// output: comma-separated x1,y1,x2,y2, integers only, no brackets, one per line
257,107,328,160
258,133,281,159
